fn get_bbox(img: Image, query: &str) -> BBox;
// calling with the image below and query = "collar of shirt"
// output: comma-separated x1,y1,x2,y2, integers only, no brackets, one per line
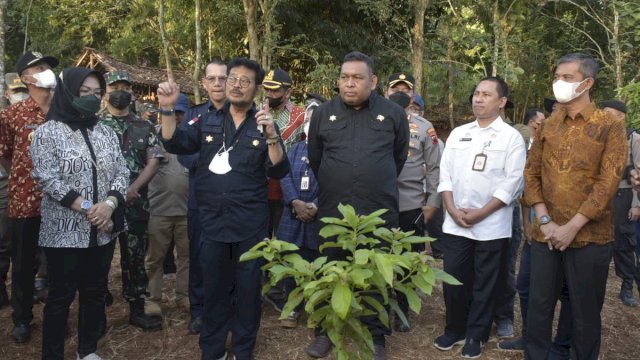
338,92,377,111
560,102,596,123
469,115,506,132
216,100,258,118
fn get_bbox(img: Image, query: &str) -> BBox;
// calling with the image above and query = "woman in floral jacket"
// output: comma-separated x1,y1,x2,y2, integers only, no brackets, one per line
30,67,129,360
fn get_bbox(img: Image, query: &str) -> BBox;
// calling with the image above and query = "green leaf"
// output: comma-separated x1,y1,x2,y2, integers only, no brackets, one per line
373,253,394,286
239,250,264,262
331,281,352,320
306,305,331,328
278,241,301,252
280,288,304,320
412,274,433,295
318,241,342,252
399,235,430,244
361,295,389,328
433,268,463,285
319,224,351,238
320,216,349,226
422,266,436,285
395,283,422,314
338,203,359,228
353,249,370,265
348,268,373,287
388,298,409,329
305,289,332,313
368,272,390,303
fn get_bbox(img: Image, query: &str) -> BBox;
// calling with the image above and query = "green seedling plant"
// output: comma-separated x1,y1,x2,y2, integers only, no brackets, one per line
240,204,461,360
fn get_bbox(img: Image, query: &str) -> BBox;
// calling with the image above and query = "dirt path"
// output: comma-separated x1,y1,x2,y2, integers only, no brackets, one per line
1,252,639,360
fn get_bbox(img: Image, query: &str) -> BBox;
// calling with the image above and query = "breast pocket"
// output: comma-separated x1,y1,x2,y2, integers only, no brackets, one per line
483,145,508,173
239,129,266,167
445,141,473,170
366,119,394,150
320,120,348,150
201,126,223,147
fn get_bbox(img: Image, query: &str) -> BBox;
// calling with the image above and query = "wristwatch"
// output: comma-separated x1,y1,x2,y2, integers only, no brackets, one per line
80,199,93,214
159,108,175,116
104,199,116,210
539,215,552,225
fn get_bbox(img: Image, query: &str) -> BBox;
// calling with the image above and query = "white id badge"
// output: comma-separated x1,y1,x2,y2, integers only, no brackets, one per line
209,146,232,174
472,153,487,172
300,176,310,191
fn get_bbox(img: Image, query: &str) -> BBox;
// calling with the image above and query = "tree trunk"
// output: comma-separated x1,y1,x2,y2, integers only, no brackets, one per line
0,0,6,110
411,0,429,95
193,0,202,104
447,38,455,130
491,0,499,77
613,4,623,89
159,0,174,82
243,0,260,61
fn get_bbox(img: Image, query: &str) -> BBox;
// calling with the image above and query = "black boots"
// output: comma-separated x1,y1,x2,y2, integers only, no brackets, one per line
129,298,162,331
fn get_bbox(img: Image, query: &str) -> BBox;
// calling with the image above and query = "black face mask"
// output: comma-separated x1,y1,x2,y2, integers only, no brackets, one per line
108,90,132,110
267,95,285,108
72,95,102,116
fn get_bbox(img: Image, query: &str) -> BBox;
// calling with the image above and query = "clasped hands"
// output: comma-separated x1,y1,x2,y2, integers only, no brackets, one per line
292,199,317,223
449,207,487,228
87,202,114,233
540,221,577,252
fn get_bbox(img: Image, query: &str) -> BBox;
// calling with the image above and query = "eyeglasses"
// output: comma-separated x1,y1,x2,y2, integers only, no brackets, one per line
79,87,105,98
226,76,252,88
204,76,227,84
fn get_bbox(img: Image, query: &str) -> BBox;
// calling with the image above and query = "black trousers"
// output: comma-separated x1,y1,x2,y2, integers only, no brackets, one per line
41,241,115,360
188,208,204,319
0,210,9,292
268,200,284,237
526,241,612,360
443,233,506,342
612,188,640,290
426,207,445,255
494,206,521,324
9,216,41,326
199,238,263,360
397,208,424,314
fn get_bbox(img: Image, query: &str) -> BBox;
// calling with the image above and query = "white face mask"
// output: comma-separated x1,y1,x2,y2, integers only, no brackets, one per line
28,69,57,89
552,79,588,104
9,93,29,104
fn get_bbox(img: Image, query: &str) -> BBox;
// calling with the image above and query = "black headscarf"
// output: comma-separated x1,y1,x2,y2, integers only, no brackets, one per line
47,67,106,130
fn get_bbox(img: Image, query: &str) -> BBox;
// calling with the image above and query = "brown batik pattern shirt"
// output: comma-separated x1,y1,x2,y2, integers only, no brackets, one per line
524,103,627,248
0,97,46,218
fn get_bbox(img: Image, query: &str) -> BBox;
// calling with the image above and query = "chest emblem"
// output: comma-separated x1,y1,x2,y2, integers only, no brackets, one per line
377,115,385,122
206,135,213,143
329,115,336,122
252,139,259,147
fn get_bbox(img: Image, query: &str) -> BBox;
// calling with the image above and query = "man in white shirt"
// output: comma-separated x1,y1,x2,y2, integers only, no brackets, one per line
433,76,526,359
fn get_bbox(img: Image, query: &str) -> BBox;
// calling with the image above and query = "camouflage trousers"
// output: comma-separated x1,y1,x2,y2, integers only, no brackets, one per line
118,218,150,302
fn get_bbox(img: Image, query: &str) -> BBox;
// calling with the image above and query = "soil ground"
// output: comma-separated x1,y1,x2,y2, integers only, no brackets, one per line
1,243,639,360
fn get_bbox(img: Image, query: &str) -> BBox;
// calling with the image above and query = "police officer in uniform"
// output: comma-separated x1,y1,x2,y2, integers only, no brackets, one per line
386,78,441,333
306,51,409,360
99,71,163,331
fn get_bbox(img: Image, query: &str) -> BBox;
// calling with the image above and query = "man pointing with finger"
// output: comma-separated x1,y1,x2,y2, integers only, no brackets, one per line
157,57,289,360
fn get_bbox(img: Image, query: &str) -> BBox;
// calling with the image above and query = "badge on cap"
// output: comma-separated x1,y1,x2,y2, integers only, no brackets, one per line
32,52,43,58
399,74,406,80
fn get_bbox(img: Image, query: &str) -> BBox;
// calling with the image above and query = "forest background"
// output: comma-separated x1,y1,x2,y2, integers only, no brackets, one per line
0,0,639,131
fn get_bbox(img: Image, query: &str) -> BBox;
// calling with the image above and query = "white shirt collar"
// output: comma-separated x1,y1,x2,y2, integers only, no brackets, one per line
470,115,505,131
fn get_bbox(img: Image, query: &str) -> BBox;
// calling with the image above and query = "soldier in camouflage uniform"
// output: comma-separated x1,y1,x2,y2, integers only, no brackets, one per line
100,71,163,331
